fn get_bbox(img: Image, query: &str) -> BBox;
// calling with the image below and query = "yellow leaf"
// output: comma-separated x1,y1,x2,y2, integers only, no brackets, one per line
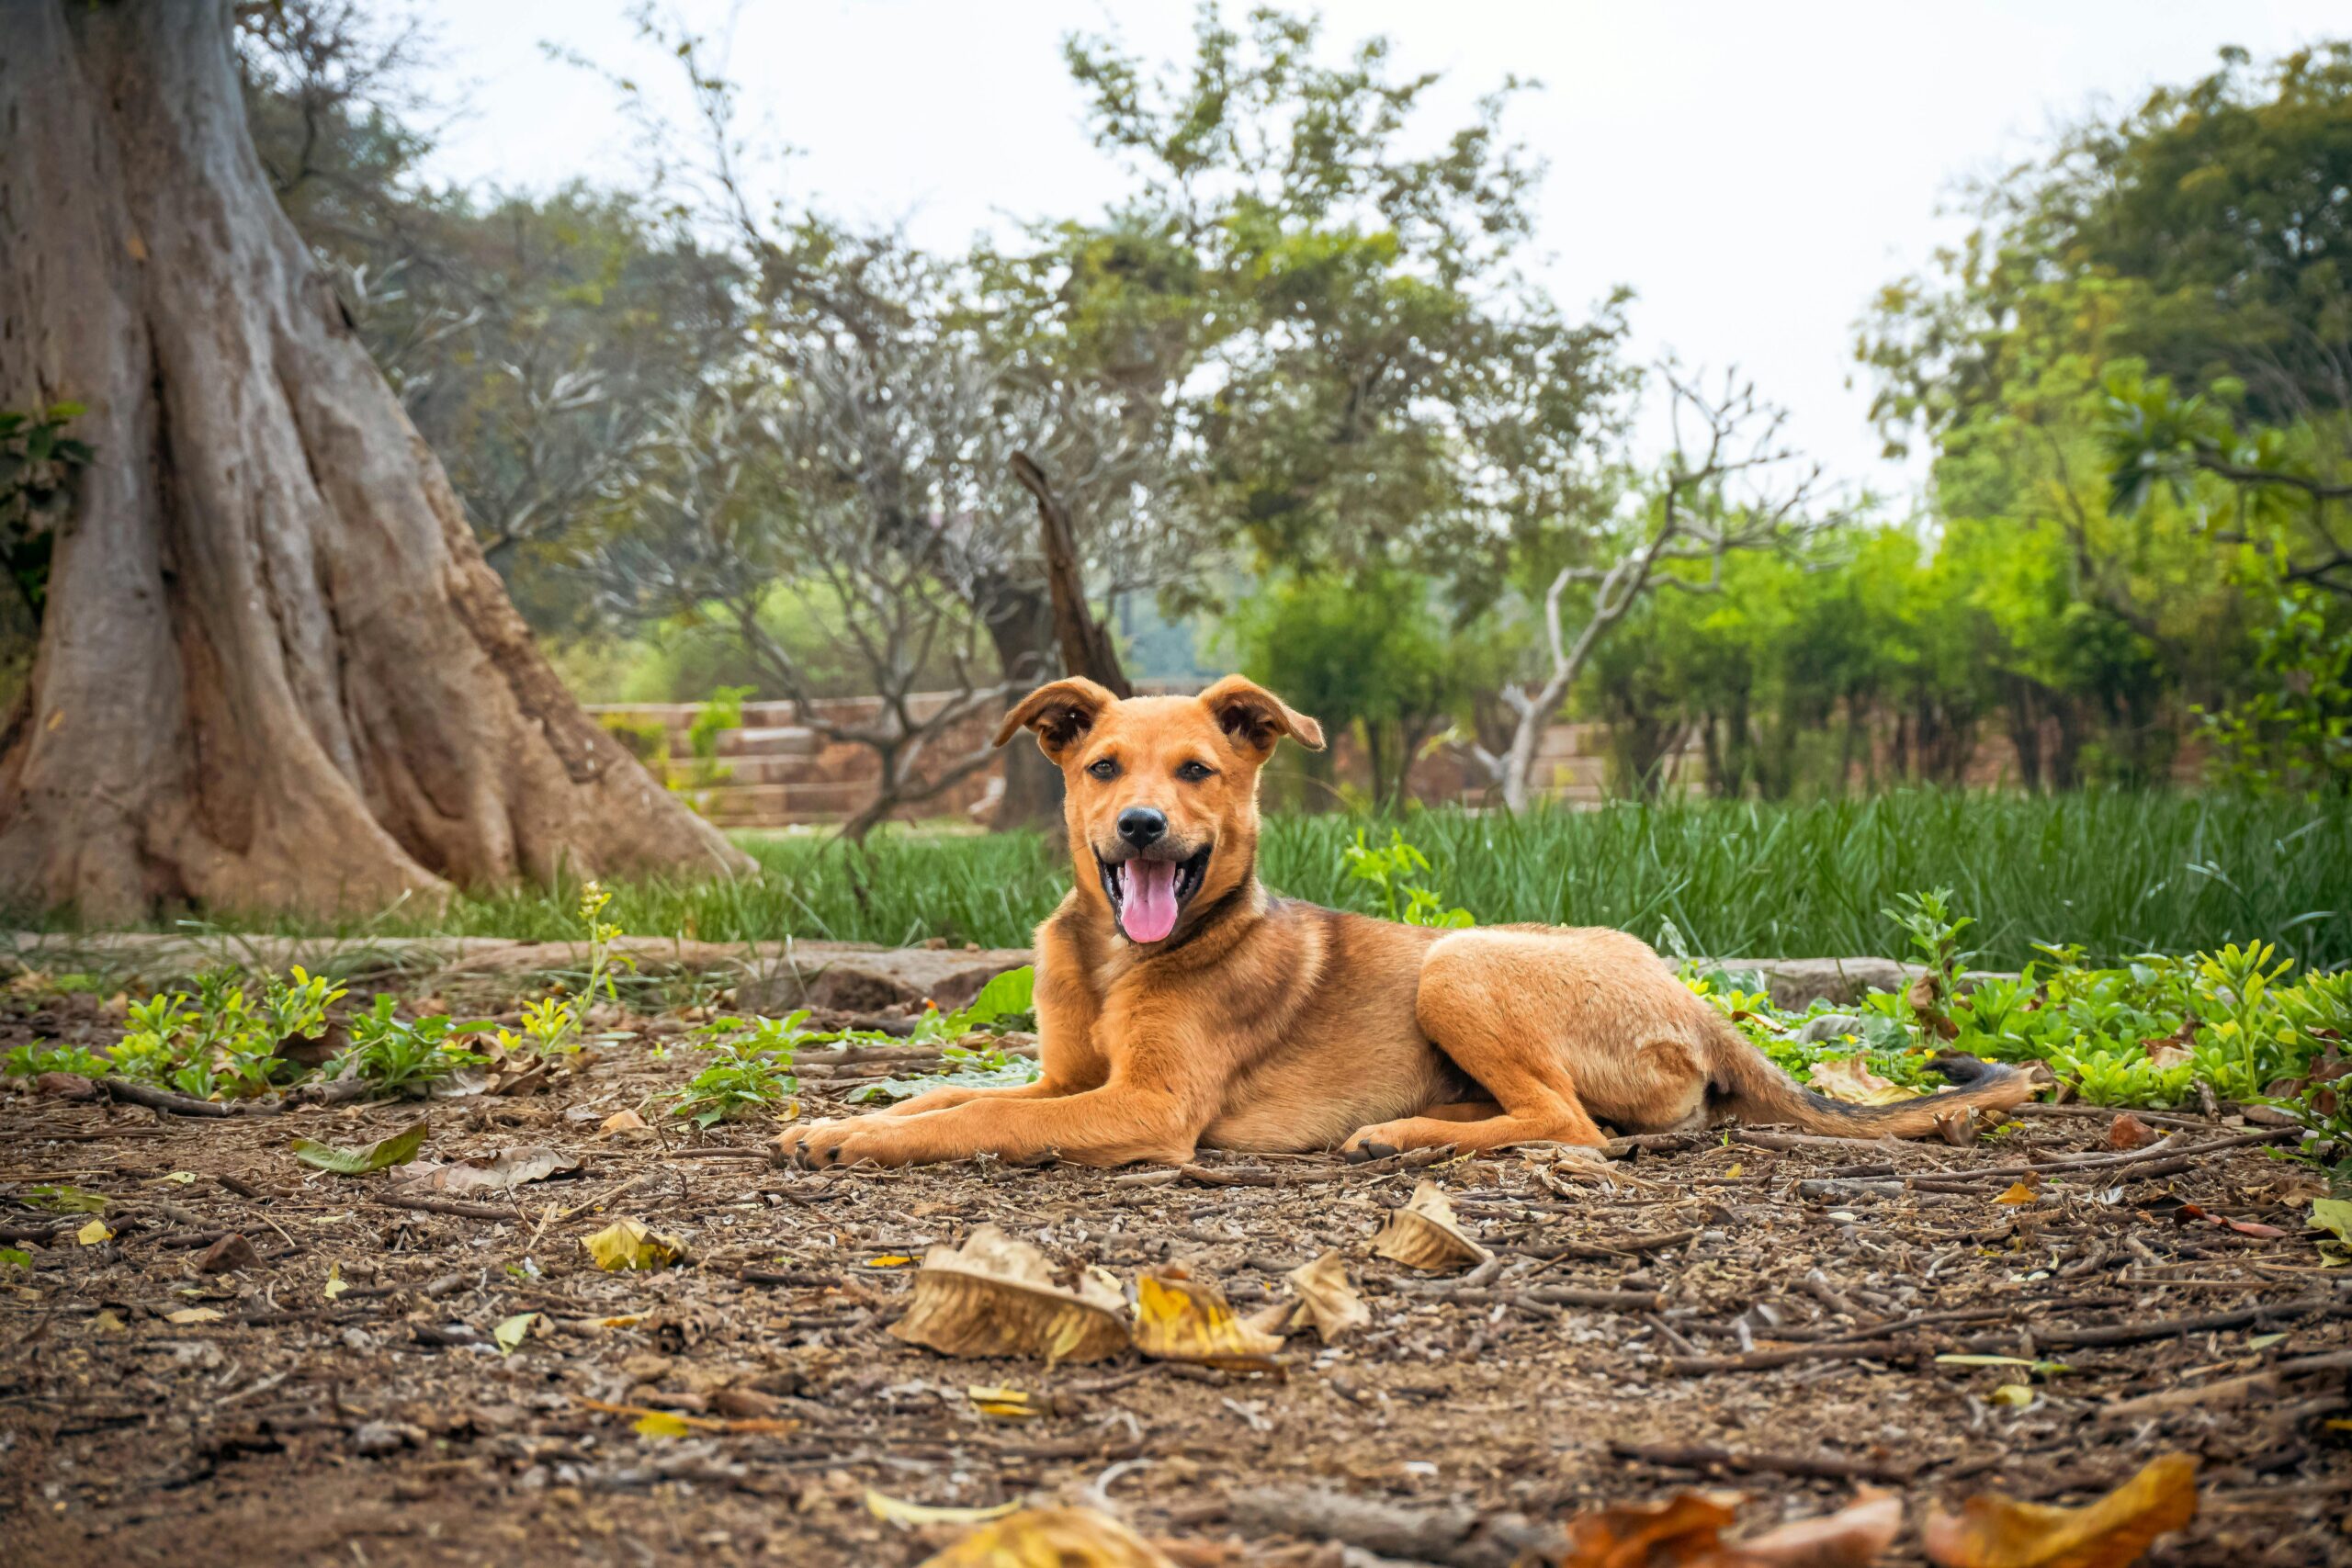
633,1410,691,1439
865,1489,1022,1529
93,1309,125,1333
494,1312,537,1355
582,1217,685,1271
1809,1055,1925,1106
1132,1274,1283,1366
915,1506,1178,1567
1724,1162,1744,1179
1995,1181,2040,1206
153,1171,198,1185
75,1219,111,1246
887,1226,1129,1365
1924,1451,2199,1568
965,1385,1042,1420
1991,1383,2035,1408
865,1255,918,1268
323,1262,347,1301
2309,1198,2352,1245
166,1307,224,1325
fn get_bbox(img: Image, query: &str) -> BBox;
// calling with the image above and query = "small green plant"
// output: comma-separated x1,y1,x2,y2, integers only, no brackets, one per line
673,1034,799,1123
500,881,632,1058
334,995,492,1095
2190,941,2299,1100
1342,829,1474,928
1,1042,110,1078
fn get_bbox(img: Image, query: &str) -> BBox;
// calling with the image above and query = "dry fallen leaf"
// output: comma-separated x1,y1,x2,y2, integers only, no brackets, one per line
1558,1491,1740,1566
74,1219,110,1247
1559,1489,1902,1568
166,1307,224,1325
1734,1493,1905,1566
915,1506,1178,1567
1994,1180,2040,1206
600,1108,649,1135
887,1225,1129,1365
2105,1113,2158,1151
1809,1055,1925,1106
1283,1250,1370,1342
582,1217,686,1271
1132,1273,1284,1366
1923,1452,2198,1568
2140,1021,2196,1070
493,1312,537,1355
401,1147,579,1195
965,1384,1044,1421
865,1489,1023,1529
1371,1181,1492,1271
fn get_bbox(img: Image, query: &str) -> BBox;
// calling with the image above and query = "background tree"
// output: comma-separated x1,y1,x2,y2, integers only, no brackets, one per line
1471,368,1831,809
0,1,745,918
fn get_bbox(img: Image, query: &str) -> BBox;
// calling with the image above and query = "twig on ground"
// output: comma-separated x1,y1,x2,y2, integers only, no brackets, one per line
1608,1438,1921,1484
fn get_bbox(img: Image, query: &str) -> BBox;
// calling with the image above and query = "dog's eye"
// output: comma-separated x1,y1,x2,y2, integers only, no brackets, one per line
1176,761,1215,783
1086,759,1119,781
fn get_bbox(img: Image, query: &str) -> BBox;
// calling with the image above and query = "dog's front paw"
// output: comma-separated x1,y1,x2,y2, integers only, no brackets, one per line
775,1116,904,1169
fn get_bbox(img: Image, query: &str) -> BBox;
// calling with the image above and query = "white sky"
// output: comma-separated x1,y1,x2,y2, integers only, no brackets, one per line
414,0,2349,500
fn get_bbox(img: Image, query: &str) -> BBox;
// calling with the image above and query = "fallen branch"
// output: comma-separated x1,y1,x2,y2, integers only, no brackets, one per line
373,1193,525,1223
99,1079,266,1118
1731,1129,1901,1153
1607,1438,1920,1484
1391,1282,1667,1313
1223,1486,1558,1568
1180,1163,1283,1188
1954,1292,2346,1354
1514,1227,1698,1262
1665,1337,1930,1375
2098,1348,2352,1420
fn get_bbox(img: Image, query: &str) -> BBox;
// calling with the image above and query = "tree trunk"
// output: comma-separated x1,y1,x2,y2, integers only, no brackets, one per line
977,582,1064,832
0,2,750,919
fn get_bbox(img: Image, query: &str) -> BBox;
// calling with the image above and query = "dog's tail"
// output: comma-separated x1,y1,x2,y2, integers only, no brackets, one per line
1705,1014,2032,1138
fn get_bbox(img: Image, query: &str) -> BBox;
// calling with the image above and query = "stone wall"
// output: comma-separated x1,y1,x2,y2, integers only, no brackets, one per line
586,690,2190,828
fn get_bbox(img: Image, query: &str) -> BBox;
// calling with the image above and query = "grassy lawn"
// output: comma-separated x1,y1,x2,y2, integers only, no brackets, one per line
122,788,2352,970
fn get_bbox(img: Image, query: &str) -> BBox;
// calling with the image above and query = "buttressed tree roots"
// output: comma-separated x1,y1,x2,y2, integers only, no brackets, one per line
0,2,752,919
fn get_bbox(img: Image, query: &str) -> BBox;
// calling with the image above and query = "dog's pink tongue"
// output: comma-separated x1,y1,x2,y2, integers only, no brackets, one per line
1120,860,1181,943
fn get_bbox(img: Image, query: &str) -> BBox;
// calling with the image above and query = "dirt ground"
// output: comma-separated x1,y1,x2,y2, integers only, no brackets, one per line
3,977,2348,1567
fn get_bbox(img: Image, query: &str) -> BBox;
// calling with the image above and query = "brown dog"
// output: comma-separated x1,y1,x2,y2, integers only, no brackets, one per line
774,676,2030,1168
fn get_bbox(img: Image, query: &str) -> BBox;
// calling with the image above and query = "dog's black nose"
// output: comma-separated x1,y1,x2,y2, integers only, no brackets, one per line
1116,807,1167,847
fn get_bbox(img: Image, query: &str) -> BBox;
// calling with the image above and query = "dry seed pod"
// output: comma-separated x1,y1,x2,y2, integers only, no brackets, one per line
887,1224,1129,1364
1130,1272,1284,1365
1283,1249,1372,1342
1370,1179,1492,1271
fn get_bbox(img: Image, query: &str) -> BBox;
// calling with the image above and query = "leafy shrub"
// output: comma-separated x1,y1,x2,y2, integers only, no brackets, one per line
334,995,491,1094
1,1042,110,1079
107,965,345,1100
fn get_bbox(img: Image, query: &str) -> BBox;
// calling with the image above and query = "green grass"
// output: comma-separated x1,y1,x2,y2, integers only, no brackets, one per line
153,789,2351,970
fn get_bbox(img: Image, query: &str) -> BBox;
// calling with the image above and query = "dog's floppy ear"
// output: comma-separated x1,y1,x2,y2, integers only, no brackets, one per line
994,677,1117,761
1201,674,1325,757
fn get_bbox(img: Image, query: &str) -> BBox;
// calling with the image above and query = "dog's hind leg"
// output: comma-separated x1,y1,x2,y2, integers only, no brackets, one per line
1340,936,1615,1156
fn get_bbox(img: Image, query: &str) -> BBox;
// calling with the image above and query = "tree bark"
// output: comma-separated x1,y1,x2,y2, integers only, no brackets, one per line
1010,452,1130,697
0,2,750,919
976,581,1064,832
